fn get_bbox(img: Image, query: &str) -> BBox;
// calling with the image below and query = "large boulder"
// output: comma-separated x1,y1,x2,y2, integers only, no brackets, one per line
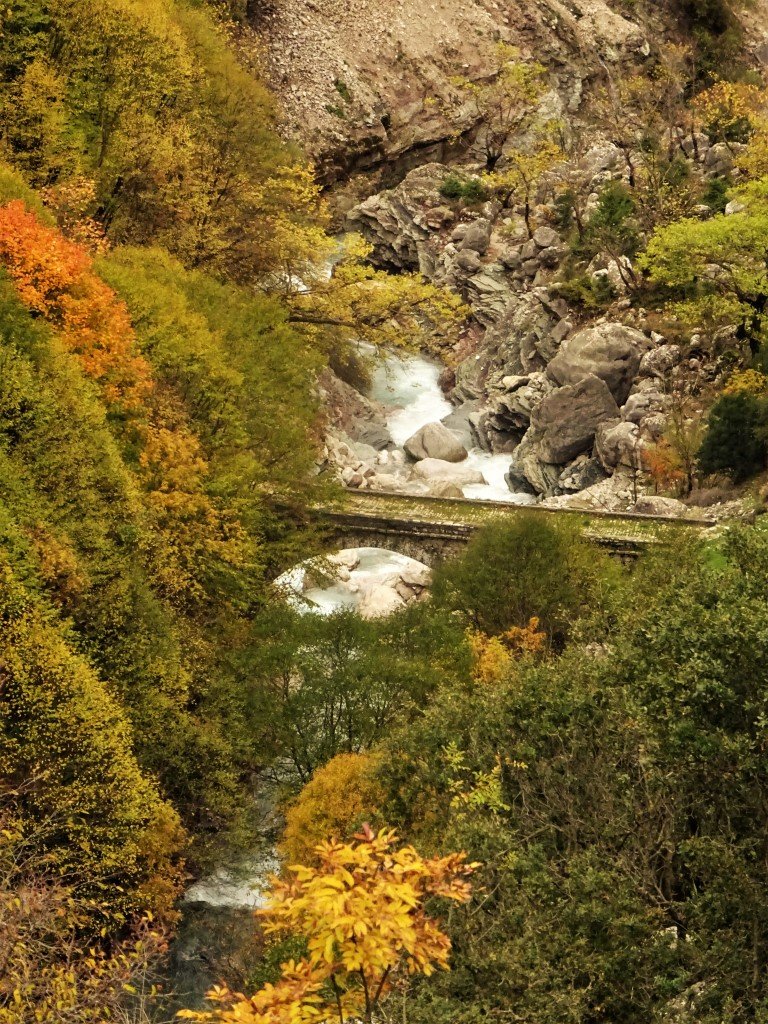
532,375,621,464
452,289,570,401
459,218,492,254
411,458,486,486
426,480,465,498
441,401,482,449
547,322,649,404
595,419,643,470
345,164,449,272
631,496,698,518
358,584,406,619
404,421,468,463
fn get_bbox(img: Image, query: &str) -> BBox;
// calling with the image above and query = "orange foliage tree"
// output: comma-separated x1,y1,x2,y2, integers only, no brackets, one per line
0,200,151,409
180,826,477,1024
0,200,250,608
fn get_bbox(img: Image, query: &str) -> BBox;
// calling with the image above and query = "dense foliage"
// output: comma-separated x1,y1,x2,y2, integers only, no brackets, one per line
374,529,768,1023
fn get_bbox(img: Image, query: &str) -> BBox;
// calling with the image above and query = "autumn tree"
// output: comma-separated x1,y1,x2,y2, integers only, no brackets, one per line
280,753,385,866
180,827,476,1024
466,617,547,685
447,46,549,172
432,514,619,644
242,605,471,784
591,47,700,232
641,177,768,353
0,199,152,409
691,78,766,146
0,789,171,1024
643,388,704,497
281,232,466,356
483,131,565,235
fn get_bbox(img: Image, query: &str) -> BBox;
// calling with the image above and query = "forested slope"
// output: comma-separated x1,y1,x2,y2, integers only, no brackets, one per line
8,1,768,1023
0,1,336,1013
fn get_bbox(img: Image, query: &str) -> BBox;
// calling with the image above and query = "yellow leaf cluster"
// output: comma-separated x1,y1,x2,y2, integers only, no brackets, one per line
182,828,476,1024
467,617,546,684
722,369,768,397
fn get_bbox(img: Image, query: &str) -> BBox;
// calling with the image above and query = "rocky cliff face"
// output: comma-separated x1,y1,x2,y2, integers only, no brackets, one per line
261,0,768,514
258,0,667,202
335,138,744,513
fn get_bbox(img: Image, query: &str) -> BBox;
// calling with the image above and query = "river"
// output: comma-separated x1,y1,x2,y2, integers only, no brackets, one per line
170,332,530,1006
366,346,533,503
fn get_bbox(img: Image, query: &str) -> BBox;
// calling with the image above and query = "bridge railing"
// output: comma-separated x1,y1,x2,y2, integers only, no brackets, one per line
329,487,717,530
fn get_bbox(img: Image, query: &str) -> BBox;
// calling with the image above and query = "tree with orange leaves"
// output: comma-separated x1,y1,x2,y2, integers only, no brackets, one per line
0,200,151,409
467,617,547,685
180,826,477,1024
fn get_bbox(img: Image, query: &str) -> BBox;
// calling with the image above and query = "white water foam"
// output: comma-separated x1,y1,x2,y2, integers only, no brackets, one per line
366,347,534,504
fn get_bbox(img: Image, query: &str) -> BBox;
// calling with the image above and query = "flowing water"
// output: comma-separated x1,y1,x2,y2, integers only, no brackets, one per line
366,347,534,504
172,284,536,1005
276,547,431,616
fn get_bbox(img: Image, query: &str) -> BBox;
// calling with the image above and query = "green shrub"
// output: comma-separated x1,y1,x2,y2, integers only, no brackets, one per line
431,513,620,645
334,78,351,103
554,271,616,310
440,174,489,204
702,175,731,213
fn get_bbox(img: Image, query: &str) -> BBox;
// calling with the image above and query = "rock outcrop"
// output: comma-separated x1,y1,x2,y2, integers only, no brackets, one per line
404,421,468,462
547,323,650,404
258,0,662,195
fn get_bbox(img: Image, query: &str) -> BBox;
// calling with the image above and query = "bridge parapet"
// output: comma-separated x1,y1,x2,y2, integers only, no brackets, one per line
315,489,715,566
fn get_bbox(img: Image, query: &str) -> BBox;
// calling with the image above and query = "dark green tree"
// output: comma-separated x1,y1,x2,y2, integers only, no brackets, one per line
431,513,620,644
697,392,767,481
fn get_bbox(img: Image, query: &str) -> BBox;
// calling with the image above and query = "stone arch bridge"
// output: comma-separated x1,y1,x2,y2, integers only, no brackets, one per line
314,490,714,568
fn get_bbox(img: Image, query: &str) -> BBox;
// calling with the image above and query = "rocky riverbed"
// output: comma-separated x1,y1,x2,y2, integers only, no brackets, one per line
318,148,756,519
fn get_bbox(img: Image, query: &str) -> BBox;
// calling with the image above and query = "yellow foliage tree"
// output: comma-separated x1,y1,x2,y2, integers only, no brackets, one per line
483,133,565,235
280,753,384,866
692,79,766,146
467,617,546,684
447,46,548,172
284,233,467,355
180,827,476,1024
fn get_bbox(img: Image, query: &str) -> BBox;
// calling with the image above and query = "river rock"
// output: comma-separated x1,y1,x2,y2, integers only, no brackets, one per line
631,496,696,518
329,550,361,572
532,374,621,464
547,322,649,403
358,584,407,619
427,480,465,498
404,421,468,462
411,458,486,486
441,401,482,449
505,465,538,495
368,472,403,491
399,564,432,589
318,369,392,450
